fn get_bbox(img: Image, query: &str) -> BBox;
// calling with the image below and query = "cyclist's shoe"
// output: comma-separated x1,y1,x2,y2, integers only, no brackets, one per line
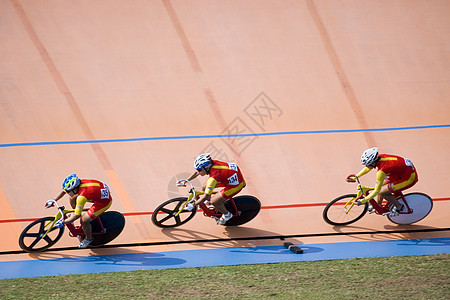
368,204,375,214
217,212,233,225
78,239,94,249
77,235,83,242
389,204,405,217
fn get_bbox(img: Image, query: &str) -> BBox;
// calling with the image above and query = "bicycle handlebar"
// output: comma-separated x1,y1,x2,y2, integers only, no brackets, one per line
176,179,197,200
47,200,65,222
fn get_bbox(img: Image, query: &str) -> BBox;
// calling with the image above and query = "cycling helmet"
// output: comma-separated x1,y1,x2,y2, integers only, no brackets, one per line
62,174,81,192
194,153,212,170
361,147,379,166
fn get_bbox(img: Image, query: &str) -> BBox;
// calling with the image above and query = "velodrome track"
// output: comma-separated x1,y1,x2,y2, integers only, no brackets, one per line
1,0,449,278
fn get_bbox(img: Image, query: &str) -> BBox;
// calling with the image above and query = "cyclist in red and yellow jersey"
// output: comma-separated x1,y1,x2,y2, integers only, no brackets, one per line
181,153,246,225
347,147,418,215
44,174,112,248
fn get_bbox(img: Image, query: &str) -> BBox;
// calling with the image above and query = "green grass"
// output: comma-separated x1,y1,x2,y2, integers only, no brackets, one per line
0,254,448,299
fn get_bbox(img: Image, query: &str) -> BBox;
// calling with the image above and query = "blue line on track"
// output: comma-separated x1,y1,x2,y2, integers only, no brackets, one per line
1,238,448,279
0,124,449,148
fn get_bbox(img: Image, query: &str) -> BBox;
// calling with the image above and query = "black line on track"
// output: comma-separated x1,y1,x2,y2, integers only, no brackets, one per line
3,227,449,256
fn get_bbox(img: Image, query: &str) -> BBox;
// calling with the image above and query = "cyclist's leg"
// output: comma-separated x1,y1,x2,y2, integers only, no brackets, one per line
210,192,229,214
80,213,94,240
383,172,418,210
82,200,112,240
376,180,389,206
380,186,403,209
211,181,246,214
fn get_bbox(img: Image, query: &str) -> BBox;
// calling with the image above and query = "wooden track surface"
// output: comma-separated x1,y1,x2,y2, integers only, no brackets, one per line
1,0,449,260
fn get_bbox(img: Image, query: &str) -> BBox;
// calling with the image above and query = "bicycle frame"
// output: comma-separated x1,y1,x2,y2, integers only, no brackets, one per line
42,200,106,239
175,179,241,219
349,175,412,215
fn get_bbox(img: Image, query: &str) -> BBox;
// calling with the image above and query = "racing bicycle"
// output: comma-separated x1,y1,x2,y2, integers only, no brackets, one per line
151,179,261,228
323,175,433,226
19,200,125,252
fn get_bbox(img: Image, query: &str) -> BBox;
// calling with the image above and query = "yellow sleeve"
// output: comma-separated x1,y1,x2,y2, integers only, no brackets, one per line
204,177,218,195
361,170,386,203
74,196,88,215
355,166,372,178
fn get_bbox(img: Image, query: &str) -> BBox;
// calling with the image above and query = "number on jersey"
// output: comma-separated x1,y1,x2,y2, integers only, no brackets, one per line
404,158,414,170
227,174,239,185
101,183,110,199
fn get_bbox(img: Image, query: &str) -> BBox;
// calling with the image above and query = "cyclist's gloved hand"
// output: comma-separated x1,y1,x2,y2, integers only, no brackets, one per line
176,180,185,187
184,203,195,211
45,200,55,208
346,174,356,182
55,219,64,228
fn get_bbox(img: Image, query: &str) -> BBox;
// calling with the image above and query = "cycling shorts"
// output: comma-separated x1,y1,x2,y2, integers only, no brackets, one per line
220,181,246,200
86,199,112,220
388,172,418,194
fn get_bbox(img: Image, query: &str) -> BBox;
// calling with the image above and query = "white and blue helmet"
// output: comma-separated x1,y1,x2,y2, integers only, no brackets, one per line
194,153,212,170
62,174,81,192
361,147,379,166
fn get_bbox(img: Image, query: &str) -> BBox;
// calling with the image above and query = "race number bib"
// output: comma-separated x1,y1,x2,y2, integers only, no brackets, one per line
228,163,238,171
227,174,239,185
101,183,110,199
404,158,414,170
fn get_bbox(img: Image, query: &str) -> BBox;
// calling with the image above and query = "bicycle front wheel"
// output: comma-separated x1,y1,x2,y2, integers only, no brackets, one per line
387,192,433,225
18,217,64,252
323,194,368,226
151,197,197,228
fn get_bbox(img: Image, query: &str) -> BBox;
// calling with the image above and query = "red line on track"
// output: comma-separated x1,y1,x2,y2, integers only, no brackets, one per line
1,197,449,224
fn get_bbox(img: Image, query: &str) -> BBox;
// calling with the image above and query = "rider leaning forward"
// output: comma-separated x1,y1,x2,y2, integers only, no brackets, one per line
45,174,113,248
180,153,246,225
347,147,418,215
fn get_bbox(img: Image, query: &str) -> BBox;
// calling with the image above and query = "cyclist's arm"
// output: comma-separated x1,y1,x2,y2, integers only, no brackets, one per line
194,177,217,205
347,167,372,182
361,170,387,203
63,195,87,224
186,171,200,182
52,190,66,202
355,166,373,178
204,177,217,195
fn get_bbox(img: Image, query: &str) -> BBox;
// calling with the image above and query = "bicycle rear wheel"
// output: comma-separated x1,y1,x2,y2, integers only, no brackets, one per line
151,197,197,228
323,194,368,226
387,192,433,225
90,211,126,246
18,217,64,252
222,195,261,226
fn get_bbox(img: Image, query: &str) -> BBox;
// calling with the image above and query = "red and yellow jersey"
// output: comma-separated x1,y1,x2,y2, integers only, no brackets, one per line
376,154,416,183
357,154,418,203
74,179,112,215
204,160,245,195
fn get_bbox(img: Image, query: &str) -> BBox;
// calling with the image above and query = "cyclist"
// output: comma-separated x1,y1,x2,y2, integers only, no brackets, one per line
44,174,113,248
346,147,418,215
180,153,246,225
